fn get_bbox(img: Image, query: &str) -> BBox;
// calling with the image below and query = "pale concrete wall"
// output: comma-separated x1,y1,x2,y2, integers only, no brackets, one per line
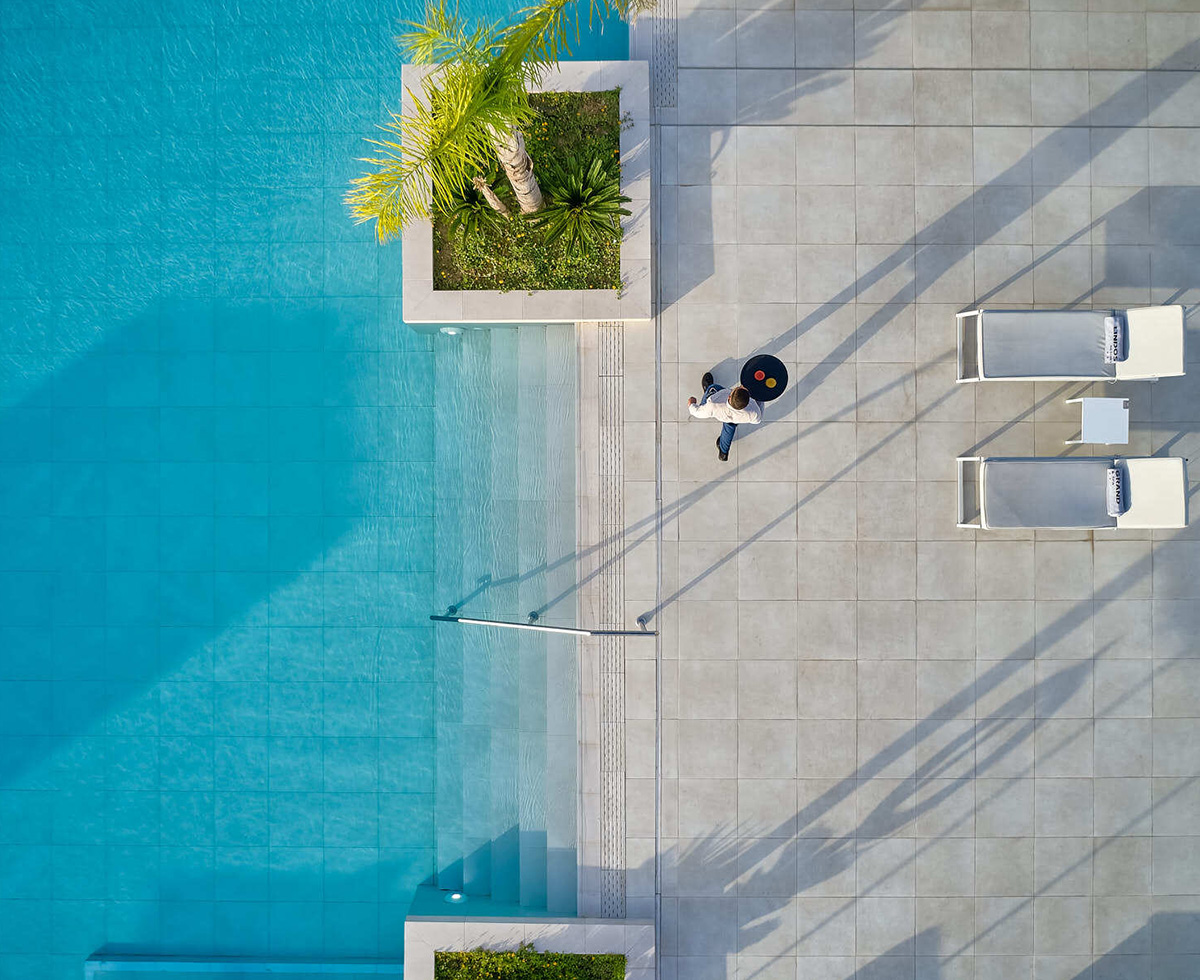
402,916,655,980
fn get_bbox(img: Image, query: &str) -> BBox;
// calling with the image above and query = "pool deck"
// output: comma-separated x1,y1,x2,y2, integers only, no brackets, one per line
615,1,1200,976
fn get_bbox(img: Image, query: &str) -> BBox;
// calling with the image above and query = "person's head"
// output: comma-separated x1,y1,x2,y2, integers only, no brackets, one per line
729,385,750,410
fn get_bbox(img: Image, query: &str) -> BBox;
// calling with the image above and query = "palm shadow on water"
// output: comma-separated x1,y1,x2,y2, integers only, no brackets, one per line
0,296,444,961
0,297,441,788
0,0,607,960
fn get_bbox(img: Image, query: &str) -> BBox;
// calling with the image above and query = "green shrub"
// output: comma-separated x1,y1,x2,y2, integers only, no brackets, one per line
435,944,625,980
534,156,631,258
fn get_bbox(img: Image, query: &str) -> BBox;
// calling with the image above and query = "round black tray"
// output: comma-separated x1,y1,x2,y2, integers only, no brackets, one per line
740,354,788,402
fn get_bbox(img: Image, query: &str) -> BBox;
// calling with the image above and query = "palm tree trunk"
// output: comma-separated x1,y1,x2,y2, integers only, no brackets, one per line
472,175,510,215
491,128,543,213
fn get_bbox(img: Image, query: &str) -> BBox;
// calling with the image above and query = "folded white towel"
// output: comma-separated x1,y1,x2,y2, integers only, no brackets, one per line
1106,466,1125,516
1104,314,1125,364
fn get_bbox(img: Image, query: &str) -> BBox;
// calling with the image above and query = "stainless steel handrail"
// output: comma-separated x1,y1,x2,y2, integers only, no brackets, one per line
429,613,655,637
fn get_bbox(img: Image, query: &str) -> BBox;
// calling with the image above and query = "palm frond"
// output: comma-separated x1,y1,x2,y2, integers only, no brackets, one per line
501,0,650,72
399,3,499,66
605,0,657,22
498,0,583,77
345,51,533,242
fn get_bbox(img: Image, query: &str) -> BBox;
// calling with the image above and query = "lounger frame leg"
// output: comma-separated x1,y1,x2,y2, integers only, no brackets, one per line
956,456,983,528
955,311,982,383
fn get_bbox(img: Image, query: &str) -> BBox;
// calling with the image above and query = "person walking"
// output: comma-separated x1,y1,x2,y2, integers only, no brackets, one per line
687,371,763,461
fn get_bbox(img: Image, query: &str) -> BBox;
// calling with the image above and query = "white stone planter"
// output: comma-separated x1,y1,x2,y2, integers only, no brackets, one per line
403,916,655,980
401,61,651,325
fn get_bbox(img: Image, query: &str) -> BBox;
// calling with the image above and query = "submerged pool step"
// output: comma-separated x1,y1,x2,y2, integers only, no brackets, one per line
432,323,576,915
515,323,550,913
533,323,578,916
432,329,467,894
481,325,523,902
536,324,578,916
434,325,497,895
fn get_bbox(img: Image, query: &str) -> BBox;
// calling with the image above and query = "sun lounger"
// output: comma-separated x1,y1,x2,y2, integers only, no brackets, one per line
956,306,1185,382
957,456,1188,530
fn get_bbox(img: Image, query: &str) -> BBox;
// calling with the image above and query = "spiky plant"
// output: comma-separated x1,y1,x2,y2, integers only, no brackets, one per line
442,169,510,244
533,155,631,257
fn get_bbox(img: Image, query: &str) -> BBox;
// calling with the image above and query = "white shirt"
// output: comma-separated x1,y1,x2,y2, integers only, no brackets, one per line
688,388,764,425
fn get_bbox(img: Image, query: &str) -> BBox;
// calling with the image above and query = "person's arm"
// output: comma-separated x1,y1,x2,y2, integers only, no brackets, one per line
688,397,714,419
744,400,764,424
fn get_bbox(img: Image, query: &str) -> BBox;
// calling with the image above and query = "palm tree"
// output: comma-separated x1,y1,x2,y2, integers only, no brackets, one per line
346,0,644,242
345,7,532,242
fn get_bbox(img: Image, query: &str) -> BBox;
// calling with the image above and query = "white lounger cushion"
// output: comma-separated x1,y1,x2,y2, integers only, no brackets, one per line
1117,306,1185,380
971,456,1188,530
981,458,1115,528
979,310,1113,379
959,306,1185,382
1117,457,1188,529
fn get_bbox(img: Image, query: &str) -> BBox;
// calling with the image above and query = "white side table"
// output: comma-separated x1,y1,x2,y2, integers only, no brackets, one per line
1066,396,1129,445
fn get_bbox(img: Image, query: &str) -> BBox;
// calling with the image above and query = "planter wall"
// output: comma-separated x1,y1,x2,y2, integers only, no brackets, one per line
401,61,651,325
403,916,655,980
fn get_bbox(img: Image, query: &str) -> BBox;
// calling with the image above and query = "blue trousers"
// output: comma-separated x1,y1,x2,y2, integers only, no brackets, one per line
701,384,737,454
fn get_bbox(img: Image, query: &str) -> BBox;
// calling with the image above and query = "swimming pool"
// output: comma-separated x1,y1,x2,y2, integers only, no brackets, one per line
0,0,624,972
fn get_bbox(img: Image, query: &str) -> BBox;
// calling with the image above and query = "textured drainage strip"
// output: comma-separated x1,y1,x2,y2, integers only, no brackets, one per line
650,0,677,108
598,321,627,919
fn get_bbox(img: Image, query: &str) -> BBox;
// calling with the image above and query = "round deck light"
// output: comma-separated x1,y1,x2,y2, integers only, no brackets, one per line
444,892,467,904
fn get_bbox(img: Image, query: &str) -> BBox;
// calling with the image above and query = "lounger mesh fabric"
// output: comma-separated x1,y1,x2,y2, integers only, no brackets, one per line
979,310,1116,379
981,457,1119,529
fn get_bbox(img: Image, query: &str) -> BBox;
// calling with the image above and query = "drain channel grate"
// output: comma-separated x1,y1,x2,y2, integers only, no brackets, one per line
651,0,677,108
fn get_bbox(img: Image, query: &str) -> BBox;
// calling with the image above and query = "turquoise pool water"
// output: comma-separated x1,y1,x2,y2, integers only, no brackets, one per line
0,0,622,974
